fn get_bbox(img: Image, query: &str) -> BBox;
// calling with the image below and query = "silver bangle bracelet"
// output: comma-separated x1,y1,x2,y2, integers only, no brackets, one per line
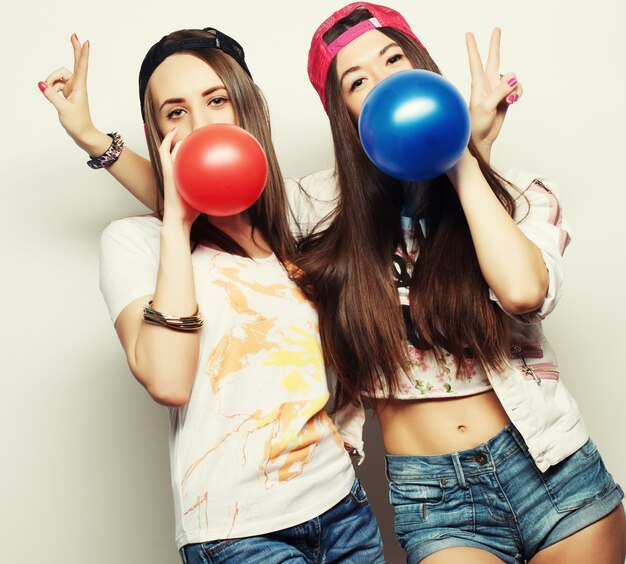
142,301,204,331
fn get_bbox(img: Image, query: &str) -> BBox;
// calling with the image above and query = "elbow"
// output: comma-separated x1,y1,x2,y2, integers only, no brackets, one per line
156,394,189,408
128,349,197,407
499,283,547,316
145,380,192,407
130,364,193,407
497,265,550,316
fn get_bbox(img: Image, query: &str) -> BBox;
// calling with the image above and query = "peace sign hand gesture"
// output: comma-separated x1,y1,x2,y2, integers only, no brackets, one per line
465,28,523,163
39,34,111,156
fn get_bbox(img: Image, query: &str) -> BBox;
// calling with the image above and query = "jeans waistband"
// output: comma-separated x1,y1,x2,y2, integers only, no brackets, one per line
385,425,529,483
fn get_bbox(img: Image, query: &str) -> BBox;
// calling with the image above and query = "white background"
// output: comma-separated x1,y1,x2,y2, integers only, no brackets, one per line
3,1,625,562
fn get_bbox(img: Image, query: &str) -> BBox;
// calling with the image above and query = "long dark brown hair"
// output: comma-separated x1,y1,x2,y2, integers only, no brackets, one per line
143,30,295,262
296,9,518,411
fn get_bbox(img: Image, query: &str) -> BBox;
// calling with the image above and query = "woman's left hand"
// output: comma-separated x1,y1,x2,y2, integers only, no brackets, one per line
465,28,523,163
159,128,200,228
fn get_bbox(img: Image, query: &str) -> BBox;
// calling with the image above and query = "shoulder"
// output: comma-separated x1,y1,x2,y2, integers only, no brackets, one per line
501,169,565,223
100,215,163,269
502,168,572,259
100,215,162,242
99,216,162,323
501,168,562,201
102,214,162,239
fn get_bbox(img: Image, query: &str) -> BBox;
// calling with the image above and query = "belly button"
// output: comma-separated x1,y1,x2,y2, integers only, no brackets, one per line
457,425,467,432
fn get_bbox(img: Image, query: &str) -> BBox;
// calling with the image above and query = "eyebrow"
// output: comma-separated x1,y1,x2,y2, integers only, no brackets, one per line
159,86,227,112
339,42,401,87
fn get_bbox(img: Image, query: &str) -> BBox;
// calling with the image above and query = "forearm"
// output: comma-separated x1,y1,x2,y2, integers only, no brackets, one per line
107,148,158,211
77,127,158,211
132,220,199,406
472,139,492,165
450,154,549,314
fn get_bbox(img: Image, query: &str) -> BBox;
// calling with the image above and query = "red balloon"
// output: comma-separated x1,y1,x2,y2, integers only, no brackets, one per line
173,124,268,216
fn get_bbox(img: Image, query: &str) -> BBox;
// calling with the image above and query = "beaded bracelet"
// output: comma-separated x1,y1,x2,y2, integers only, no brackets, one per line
86,132,124,169
142,301,204,332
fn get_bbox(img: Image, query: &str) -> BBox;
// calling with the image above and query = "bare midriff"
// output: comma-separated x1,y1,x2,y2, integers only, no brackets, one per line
373,390,511,455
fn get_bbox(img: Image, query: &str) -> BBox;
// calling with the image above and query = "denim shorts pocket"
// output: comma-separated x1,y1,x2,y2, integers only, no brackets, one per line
199,539,239,562
389,477,446,531
348,478,370,506
539,439,615,512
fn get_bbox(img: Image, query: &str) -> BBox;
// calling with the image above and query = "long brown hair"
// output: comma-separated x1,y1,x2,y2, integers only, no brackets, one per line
143,30,295,261
297,9,517,411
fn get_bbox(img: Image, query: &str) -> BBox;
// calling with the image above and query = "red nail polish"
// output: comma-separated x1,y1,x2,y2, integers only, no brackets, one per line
507,77,517,87
38,81,48,93
72,33,78,41
507,94,515,104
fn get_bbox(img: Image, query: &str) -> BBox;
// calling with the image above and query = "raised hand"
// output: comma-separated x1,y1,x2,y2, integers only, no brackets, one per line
465,28,523,162
38,34,111,156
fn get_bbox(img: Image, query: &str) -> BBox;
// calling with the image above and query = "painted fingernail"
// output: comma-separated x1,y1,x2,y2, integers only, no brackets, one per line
85,40,90,47
72,33,78,41
507,94,516,104
38,81,48,93
507,77,517,87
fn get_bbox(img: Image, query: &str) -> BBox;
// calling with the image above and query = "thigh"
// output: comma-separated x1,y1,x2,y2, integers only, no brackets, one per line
180,536,309,564
422,546,506,564
529,504,626,564
318,479,385,563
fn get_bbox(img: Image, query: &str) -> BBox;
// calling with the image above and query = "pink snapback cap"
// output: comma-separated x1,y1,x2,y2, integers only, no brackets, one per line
307,2,427,110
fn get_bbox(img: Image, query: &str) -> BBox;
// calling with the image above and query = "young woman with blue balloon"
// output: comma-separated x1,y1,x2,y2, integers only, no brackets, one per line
299,3,625,563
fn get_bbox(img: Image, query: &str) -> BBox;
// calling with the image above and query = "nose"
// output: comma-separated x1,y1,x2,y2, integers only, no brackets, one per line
191,102,228,131
372,65,404,89
369,70,386,90
191,113,215,131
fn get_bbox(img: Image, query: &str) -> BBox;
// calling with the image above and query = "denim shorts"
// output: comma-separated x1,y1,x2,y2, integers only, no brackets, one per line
386,425,624,564
178,478,385,563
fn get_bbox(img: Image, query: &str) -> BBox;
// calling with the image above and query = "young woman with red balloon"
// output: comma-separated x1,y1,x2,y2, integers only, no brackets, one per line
40,28,385,563
298,3,625,563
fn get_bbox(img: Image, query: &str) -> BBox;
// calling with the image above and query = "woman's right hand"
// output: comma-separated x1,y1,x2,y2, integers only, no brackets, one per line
39,35,111,156
159,128,200,228
465,28,523,163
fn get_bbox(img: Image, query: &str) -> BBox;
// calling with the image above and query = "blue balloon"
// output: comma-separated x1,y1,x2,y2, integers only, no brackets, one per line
358,69,470,181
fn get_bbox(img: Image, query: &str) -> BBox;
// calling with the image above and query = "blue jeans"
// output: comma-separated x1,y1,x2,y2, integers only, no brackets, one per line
386,425,624,564
179,479,385,563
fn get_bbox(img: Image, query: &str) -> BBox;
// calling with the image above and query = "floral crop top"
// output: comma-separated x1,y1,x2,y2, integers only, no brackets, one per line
362,217,493,400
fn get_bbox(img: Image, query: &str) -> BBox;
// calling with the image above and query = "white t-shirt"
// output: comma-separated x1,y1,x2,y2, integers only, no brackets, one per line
99,216,355,548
